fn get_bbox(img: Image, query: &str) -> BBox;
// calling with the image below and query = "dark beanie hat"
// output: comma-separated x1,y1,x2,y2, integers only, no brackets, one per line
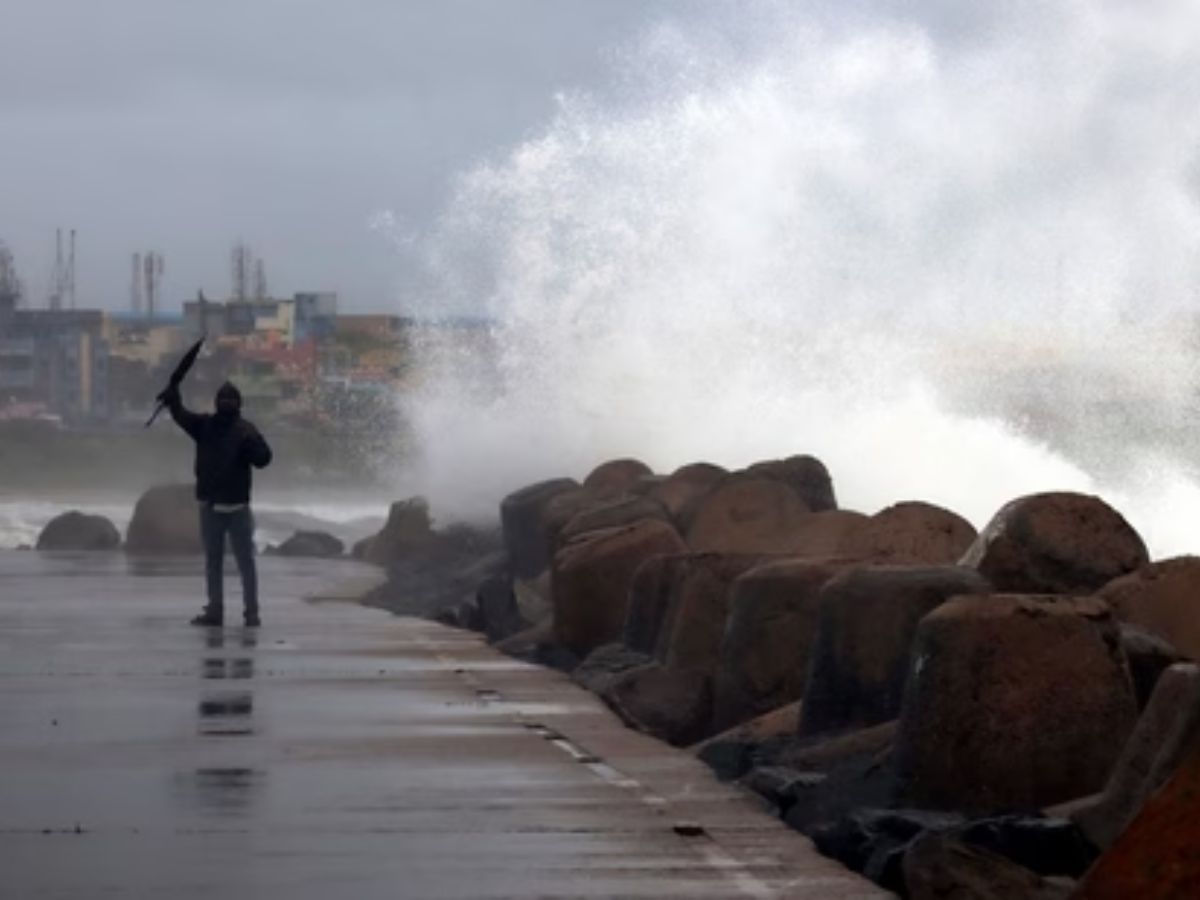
216,381,242,407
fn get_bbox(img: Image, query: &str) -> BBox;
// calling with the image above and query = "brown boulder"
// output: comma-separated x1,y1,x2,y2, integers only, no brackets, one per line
1098,556,1200,660
799,566,992,737
559,494,668,544
653,553,767,674
572,642,654,696
551,518,686,658
1074,662,1200,850
848,501,977,565
895,594,1139,813
623,553,680,654
774,720,899,772
625,552,769,662
1073,730,1200,899
904,833,1072,900
747,454,837,511
960,492,1148,594
649,462,728,527
582,458,653,495
125,484,201,555
694,701,803,780
684,477,811,554
711,558,846,732
499,477,581,578
602,661,712,747
790,510,871,558
1119,624,1187,709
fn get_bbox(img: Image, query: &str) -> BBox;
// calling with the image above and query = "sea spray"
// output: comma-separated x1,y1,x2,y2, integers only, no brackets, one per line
393,2,1200,555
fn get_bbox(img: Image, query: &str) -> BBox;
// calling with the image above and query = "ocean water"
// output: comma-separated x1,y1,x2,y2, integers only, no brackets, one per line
386,1,1200,558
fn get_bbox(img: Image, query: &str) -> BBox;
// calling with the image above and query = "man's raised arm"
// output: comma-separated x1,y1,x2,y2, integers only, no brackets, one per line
159,384,204,441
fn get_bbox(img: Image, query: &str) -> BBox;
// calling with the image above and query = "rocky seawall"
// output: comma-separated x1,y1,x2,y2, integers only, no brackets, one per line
355,454,1200,899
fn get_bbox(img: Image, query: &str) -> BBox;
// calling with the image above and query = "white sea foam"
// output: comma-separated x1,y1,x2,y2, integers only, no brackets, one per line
389,2,1200,556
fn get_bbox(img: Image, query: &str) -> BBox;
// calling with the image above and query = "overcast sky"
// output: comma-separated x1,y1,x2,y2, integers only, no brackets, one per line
1,0,676,313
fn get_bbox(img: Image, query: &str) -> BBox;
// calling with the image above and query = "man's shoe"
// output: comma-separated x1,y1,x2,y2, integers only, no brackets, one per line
244,615,261,628
190,612,223,627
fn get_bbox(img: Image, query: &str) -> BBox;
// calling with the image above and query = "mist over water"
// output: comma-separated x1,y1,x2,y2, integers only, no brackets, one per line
396,2,1200,556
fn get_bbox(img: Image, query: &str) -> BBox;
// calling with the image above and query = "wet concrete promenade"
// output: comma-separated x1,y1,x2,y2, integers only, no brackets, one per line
0,551,884,899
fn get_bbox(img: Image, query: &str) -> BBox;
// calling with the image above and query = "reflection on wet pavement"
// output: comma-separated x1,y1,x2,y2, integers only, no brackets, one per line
194,628,261,800
173,767,264,815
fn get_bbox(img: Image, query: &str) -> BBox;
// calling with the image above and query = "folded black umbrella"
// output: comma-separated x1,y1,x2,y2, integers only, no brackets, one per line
145,337,204,427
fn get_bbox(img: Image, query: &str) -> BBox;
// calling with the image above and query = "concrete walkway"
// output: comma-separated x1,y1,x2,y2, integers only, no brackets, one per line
0,551,885,899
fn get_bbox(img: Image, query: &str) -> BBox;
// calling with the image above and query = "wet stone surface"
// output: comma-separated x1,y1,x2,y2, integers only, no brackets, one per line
0,551,883,899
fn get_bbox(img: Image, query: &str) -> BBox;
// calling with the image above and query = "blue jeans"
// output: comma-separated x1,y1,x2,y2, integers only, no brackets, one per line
199,504,258,620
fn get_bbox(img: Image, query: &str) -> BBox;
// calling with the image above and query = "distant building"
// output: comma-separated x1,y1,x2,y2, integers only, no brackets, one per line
0,309,110,422
104,316,188,369
183,292,336,347
294,292,338,343
334,313,411,340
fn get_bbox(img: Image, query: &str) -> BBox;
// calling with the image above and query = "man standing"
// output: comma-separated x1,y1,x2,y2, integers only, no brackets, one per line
160,380,273,627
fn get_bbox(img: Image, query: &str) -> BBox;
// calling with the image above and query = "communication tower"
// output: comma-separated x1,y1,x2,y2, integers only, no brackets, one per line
47,228,76,310
142,251,164,320
131,253,143,315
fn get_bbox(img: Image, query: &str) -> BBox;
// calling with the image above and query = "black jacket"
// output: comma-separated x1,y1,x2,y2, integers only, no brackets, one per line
167,397,273,504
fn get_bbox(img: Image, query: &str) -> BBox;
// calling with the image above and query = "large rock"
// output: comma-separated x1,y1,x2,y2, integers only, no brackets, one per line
813,808,966,894
652,553,767,674
572,642,654,696
847,501,977,565
125,484,201,555
601,661,712,747
960,492,1148,594
952,814,1096,879
1075,662,1200,850
684,477,811,554
895,594,1139,813
362,497,438,566
623,554,683,654
559,494,668,544
1097,555,1200,659
649,462,728,527
799,566,992,737
37,511,121,552
694,701,802,780
747,454,837,512
609,552,765,744
1119,624,1186,709
582,458,653,495
789,510,871,558
551,518,686,658
776,721,903,836
271,530,344,558
711,558,845,732
499,477,581,578
903,833,1072,900
1073,732,1200,899
476,574,528,643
